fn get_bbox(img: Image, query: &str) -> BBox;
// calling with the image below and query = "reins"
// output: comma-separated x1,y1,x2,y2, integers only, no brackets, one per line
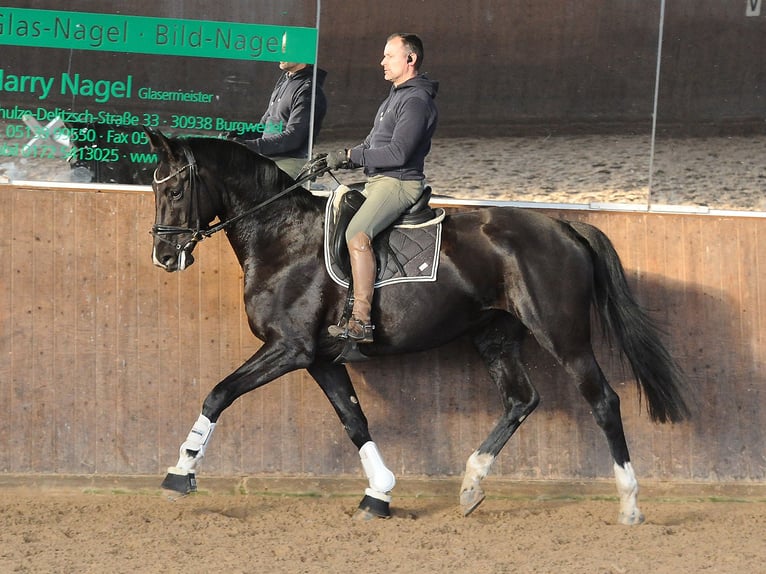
202,165,329,238
151,146,330,250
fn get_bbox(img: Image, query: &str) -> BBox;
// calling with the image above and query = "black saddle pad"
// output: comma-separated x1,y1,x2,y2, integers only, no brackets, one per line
323,186,445,288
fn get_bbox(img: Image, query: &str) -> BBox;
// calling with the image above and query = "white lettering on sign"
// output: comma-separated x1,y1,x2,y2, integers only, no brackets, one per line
746,0,761,16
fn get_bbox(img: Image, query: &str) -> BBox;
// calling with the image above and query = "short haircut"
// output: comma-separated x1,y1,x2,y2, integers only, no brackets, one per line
388,33,424,70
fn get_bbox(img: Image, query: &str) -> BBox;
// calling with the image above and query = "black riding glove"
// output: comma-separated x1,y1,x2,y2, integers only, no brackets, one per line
306,153,329,179
327,149,351,170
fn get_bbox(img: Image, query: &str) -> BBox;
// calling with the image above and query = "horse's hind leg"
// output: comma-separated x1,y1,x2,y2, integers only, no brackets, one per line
514,254,644,524
539,314,643,524
461,315,540,516
565,352,644,525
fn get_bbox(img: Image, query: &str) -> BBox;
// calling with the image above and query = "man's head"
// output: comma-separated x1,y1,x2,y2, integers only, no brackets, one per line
279,62,308,74
381,33,424,86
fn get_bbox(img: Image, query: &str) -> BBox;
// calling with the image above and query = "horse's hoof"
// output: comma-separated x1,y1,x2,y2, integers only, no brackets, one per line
352,507,380,521
161,467,197,495
353,494,391,520
618,509,645,526
460,487,486,516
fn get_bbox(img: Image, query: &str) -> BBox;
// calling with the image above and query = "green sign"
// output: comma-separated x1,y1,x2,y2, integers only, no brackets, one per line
0,8,317,62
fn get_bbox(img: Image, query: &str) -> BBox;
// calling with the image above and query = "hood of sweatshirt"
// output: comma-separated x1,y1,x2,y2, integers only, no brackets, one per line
394,73,439,98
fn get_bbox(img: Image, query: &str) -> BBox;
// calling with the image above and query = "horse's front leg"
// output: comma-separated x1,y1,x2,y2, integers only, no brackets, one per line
308,361,396,519
162,341,312,495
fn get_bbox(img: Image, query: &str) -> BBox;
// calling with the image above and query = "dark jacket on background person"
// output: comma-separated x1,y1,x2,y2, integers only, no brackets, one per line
240,66,328,159
349,74,438,180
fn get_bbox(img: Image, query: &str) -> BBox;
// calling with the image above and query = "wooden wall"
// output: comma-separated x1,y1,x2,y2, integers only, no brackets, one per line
1,185,765,482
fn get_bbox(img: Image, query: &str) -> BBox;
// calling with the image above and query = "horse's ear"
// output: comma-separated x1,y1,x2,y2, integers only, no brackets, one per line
144,127,175,159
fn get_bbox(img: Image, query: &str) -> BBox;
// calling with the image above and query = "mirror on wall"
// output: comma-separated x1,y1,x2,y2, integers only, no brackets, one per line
392,2,664,210
415,2,763,213
1,1,762,214
649,1,765,212
0,2,320,185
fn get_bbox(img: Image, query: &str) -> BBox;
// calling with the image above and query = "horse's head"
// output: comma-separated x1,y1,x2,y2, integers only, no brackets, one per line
146,129,208,272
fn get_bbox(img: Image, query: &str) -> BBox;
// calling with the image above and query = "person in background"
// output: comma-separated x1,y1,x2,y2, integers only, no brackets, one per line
325,33,439,344
233,61,327,179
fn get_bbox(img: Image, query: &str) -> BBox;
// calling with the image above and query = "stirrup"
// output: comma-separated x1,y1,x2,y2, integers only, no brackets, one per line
333,340,371,364
328,317,374,343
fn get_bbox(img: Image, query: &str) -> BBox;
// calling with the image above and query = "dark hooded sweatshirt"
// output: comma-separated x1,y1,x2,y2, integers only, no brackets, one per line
349,74,439,180
242,65,328,159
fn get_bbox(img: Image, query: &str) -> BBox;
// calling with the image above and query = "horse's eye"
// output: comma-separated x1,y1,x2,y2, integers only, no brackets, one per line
170,185,184,200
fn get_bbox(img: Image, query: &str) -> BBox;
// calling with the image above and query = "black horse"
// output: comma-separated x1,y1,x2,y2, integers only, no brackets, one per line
147,129,689,524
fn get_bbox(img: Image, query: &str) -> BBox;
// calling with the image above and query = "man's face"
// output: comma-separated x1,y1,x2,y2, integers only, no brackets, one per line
380,37,412,86
279,62,305,73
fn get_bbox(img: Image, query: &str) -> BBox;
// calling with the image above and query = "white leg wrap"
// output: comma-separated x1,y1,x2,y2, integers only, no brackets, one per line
460,451,495,492
175,414,216,471
614,462,643,524
360,441,396,494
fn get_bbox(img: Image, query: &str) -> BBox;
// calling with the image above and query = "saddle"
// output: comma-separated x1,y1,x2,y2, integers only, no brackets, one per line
330,185,442,279
324,185,445,364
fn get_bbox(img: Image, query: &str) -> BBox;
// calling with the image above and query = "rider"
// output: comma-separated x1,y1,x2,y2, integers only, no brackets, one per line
232,61,327,179
326,33,439,343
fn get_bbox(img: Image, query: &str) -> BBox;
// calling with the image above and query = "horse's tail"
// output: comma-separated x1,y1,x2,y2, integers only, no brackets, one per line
567,220,691,423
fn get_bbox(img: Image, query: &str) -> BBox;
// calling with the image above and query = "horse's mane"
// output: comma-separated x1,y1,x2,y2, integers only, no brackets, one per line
182,136,322,214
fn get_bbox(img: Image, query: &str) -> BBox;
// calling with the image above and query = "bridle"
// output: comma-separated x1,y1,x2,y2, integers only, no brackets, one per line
150,145,330,253
150,146,205,254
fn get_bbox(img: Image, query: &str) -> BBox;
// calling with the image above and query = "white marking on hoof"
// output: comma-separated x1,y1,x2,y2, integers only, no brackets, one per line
619,507,646,526
614,462,645,525
460,487,486,516
460,451,494,493
460,451,494,515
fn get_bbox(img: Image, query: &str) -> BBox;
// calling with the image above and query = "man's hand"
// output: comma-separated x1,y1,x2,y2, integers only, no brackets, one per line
306,153,329,178
327,149,351,170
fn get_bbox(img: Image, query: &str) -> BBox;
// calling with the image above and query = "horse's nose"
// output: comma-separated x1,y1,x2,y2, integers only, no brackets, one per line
153,247,178,271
